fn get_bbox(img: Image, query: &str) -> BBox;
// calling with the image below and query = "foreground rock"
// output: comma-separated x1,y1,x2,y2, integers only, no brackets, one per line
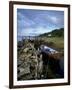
17,40,42,80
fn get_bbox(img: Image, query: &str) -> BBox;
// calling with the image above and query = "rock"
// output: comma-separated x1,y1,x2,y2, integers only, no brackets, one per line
17,59,23,67
23,48,29,53
17,40,39,80
18,66,30,78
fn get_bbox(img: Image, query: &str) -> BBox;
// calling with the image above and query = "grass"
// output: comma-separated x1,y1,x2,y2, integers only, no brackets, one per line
41,37,64,51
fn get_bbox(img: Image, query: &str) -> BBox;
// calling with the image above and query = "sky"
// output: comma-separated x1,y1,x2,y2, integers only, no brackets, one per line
17,9,64,36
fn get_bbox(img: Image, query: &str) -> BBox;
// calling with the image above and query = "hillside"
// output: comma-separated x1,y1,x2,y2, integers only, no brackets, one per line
39,28,64,37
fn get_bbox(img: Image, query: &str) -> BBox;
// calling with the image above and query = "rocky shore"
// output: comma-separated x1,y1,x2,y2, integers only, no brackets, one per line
17,39,64,80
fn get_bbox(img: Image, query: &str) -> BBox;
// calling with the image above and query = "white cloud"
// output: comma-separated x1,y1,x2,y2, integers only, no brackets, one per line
17,12,35,28
18,26,53,36
51,17,58,23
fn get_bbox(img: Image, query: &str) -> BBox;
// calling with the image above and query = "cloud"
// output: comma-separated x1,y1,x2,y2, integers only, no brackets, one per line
50,16,58,23
18,26,56,36
17,12,35,28
17,9,64,36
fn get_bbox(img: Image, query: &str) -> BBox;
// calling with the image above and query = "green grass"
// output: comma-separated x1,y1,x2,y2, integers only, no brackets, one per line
41,37,64,51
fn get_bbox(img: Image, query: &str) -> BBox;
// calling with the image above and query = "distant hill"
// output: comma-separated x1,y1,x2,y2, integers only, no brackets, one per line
39,28,64,37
